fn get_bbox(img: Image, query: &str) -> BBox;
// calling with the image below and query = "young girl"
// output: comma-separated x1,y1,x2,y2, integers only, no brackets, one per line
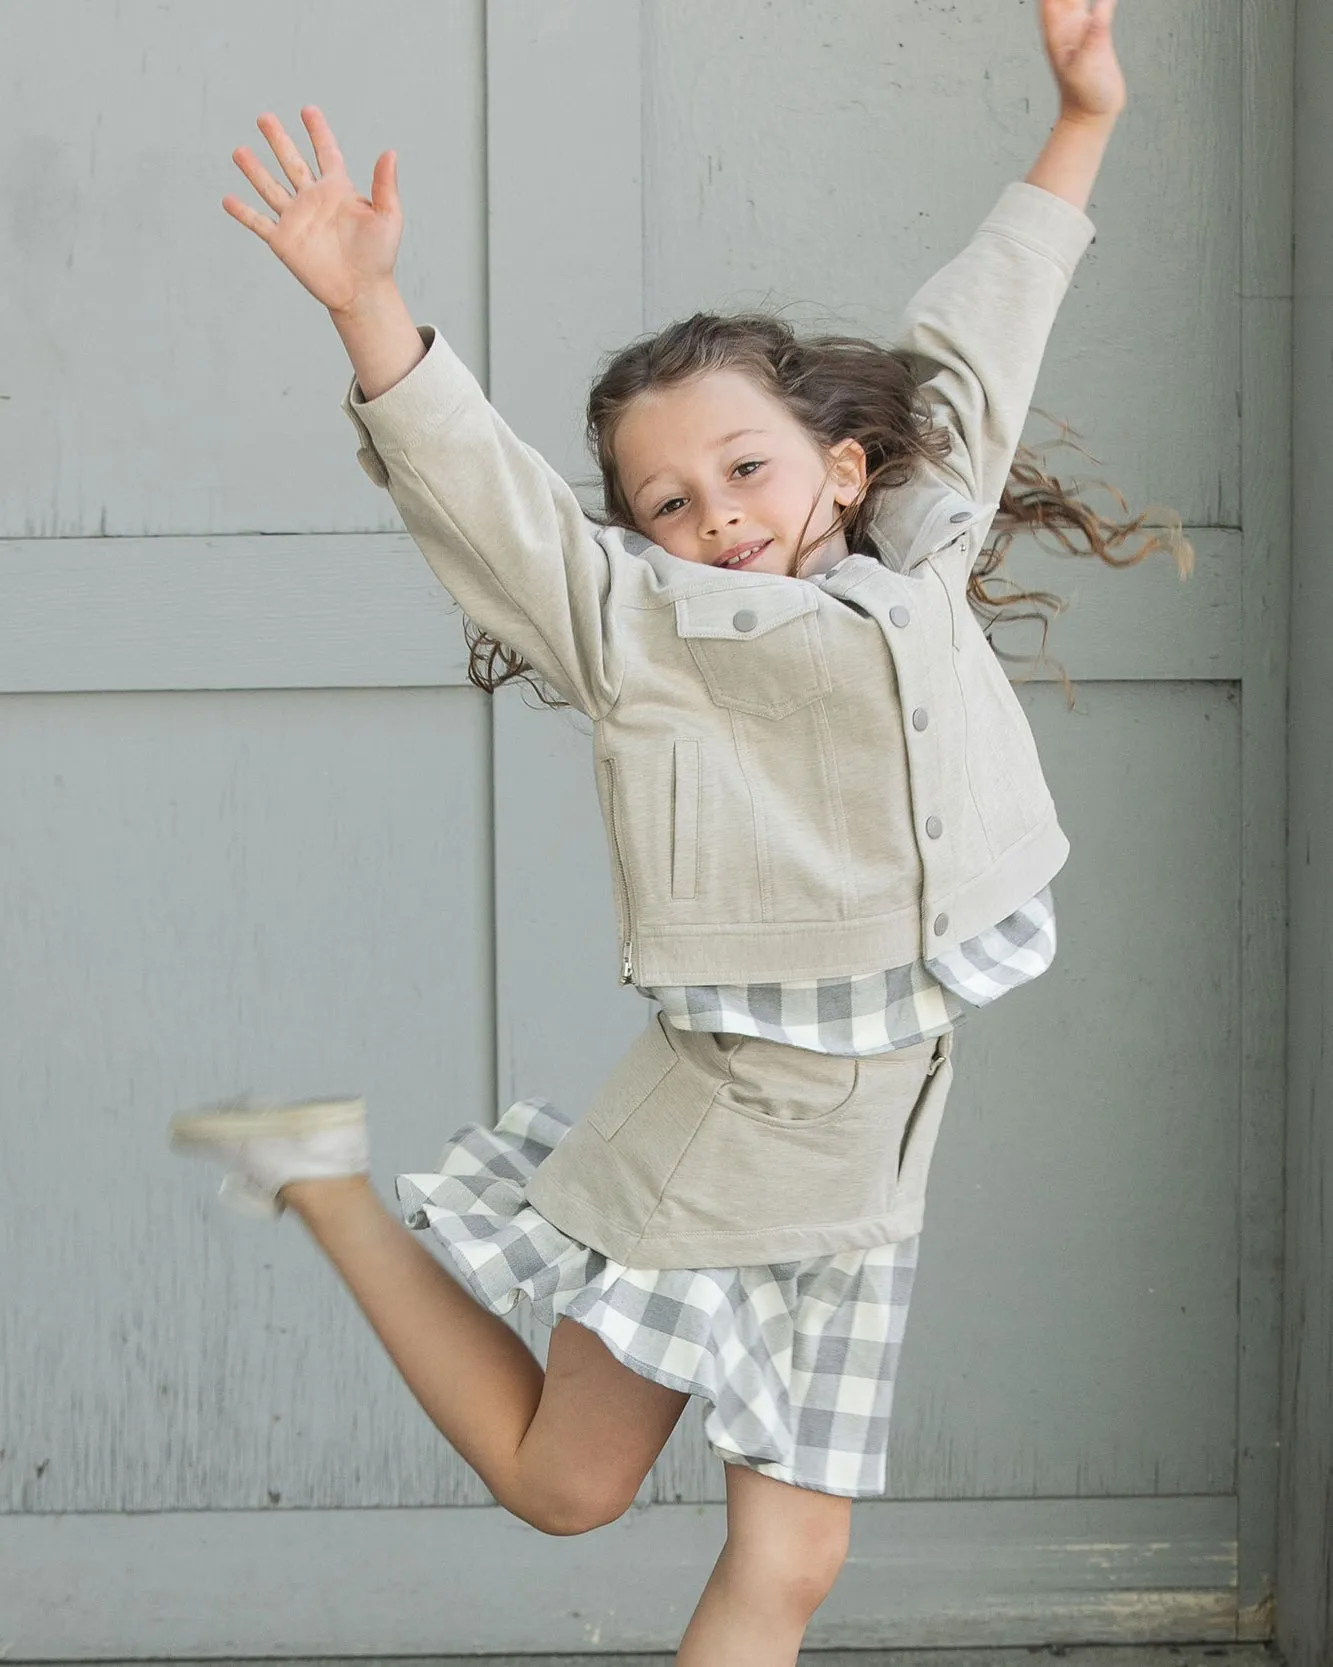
174,4,1183,1660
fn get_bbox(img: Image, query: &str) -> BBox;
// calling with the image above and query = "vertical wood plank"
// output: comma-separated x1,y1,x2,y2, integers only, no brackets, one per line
1279,0,1332,1662
484,0,649,1393
1237,3,1295,1640
0,0,487,538
0,689,498,1510
486,0,648,1113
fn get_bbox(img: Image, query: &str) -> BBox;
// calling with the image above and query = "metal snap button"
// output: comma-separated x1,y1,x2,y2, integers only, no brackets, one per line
889,605,910,627
925,815,943,838
933,912,949,935
949,510,970,523
732,609,758,632
912,707,929,731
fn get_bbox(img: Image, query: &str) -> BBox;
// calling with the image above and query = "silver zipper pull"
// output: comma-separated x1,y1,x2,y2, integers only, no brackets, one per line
621,940,633,984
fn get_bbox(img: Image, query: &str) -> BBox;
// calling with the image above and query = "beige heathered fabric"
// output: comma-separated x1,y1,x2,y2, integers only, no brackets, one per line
520,1010,954,1269
341,179,1094,1262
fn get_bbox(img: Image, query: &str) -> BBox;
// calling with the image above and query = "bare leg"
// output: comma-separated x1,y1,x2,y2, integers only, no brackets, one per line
282,1175,689,1534
675,1462,852,1665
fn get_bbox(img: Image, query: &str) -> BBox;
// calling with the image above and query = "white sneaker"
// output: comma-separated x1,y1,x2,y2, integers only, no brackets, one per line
169,1095,370,1219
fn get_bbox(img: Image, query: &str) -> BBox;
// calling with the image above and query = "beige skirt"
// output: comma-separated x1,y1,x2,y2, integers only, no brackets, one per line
522,1010,956,1270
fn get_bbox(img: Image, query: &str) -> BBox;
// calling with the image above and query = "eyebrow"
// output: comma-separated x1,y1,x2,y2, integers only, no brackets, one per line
629,429,770,508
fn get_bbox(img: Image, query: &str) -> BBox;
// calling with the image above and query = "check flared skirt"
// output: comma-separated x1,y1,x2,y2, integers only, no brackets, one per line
397,1094,922,1499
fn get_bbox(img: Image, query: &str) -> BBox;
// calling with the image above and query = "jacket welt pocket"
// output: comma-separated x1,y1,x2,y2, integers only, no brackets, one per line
675,584,829,720
671,740,700,899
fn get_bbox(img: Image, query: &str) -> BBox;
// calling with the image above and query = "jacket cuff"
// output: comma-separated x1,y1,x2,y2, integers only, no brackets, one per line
981,180,1097,278
340,324,479,486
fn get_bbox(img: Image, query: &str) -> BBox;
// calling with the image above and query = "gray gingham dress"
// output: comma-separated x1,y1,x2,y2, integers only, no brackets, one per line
398,886,1055,1499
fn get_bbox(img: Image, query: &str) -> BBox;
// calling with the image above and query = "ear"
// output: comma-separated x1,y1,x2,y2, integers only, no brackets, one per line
828,438,868,506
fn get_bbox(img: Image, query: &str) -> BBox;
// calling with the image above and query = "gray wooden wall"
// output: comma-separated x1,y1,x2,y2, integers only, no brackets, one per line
1280,1,1333,1665
0,0,1314,1658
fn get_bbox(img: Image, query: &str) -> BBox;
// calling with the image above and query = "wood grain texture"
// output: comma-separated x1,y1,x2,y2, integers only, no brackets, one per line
0,1496,1237,1657
0,689,500,1511
1236,0,1295,1643
20,1654,1276,1667
1279,0,1333,1662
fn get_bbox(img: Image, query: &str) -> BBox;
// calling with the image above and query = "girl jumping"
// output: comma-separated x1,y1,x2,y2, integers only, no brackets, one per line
173,3,1187,1660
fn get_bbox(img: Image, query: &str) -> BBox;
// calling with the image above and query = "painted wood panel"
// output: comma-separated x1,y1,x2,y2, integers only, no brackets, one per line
491,0,1268,1535
0,535,473,691
0,1496,1240,1656
1279,0,1332,1659
641,0,1240,528
0,0,486,538
0,0,1295,1652
0,689,498,1511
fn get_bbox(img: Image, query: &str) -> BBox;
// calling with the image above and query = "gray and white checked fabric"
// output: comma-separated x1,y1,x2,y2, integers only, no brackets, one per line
398,1095,922,1498
648,884,1056,1054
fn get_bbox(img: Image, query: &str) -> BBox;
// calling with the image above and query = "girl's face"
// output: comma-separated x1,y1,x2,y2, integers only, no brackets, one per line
611,368,867,577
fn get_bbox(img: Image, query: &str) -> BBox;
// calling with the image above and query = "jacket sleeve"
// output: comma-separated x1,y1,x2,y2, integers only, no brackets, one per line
342,326,625,720
893,180,1097,509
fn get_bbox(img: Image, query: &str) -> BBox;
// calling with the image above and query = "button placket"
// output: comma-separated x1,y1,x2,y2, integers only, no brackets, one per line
888,592,950,946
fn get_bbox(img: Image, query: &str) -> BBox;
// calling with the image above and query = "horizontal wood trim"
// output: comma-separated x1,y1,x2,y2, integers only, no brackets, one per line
0,536,473,692
0,1495,1238,1656
981,525,1239,682
0,528,1238,693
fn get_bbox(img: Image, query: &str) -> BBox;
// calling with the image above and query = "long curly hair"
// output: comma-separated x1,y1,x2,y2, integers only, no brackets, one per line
463,311,1194,711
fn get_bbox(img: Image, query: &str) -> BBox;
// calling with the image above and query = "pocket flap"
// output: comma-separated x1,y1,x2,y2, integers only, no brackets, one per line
674,582,818,640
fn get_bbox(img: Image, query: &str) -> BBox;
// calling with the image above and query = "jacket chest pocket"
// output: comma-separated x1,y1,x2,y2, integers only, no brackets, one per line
674,584,830,720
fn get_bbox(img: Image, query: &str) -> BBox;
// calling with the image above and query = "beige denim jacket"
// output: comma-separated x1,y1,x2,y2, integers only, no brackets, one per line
344,180,1094,989
342,181,1095,1263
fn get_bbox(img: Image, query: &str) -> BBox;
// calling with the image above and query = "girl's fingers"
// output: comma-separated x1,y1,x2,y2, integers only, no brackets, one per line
257,111,316,191
221,193,275,243
232,145,292,214
369,150,398,216
300,105,346,179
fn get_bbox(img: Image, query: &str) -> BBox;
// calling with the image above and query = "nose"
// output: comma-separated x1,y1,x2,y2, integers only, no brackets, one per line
699,493,743,539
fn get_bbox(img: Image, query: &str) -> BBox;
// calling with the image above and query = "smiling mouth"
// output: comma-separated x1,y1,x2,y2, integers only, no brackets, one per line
715,540,772,569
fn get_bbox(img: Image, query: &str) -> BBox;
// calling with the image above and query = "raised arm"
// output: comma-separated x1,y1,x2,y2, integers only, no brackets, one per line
224,107,623,720
893,0,1124,506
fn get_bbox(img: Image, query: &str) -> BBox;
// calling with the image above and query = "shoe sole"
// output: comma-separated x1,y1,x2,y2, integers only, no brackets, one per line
170,1097,366,1147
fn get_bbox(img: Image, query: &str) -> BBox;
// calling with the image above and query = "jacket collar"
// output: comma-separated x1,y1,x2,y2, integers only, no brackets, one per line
863,467,997,573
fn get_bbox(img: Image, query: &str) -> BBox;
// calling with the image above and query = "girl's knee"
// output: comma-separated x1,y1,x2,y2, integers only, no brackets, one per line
773,1521,850,1609
722,1533,848,1621
722,1472,852,1614
509,1474,638,1538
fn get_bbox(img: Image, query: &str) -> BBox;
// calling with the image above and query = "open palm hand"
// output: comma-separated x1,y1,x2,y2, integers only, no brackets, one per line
223,106,402,314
